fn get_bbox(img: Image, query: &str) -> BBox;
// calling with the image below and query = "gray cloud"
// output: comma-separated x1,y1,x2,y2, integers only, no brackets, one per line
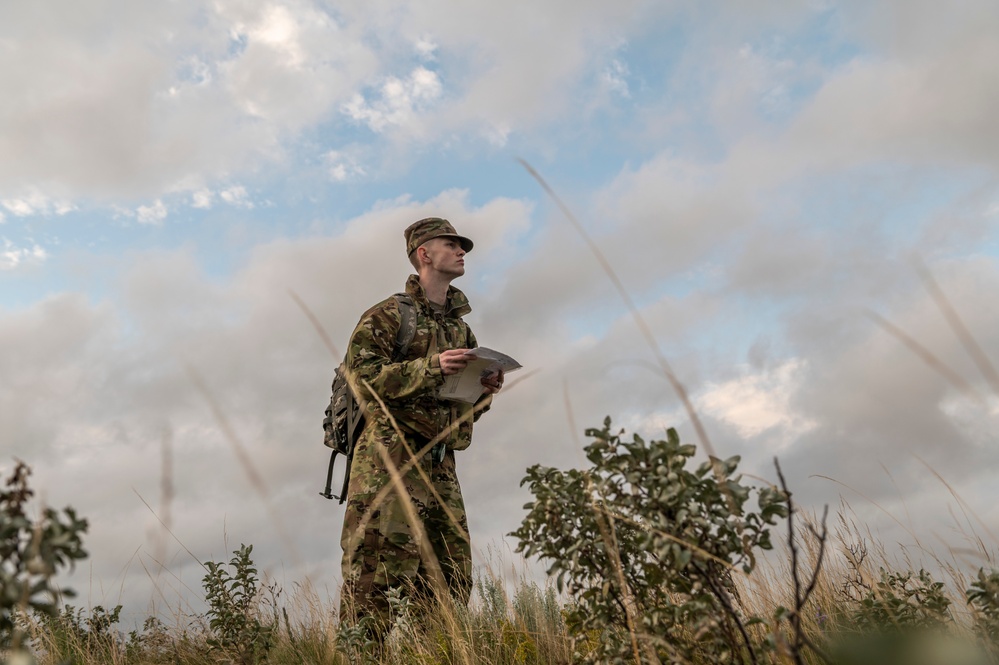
0,0,665,205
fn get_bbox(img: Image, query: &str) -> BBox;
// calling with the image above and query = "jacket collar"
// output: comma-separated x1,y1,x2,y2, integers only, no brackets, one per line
405,274,472,318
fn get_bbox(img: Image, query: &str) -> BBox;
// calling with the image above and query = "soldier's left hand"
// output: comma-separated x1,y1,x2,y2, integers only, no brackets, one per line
481,368,504,395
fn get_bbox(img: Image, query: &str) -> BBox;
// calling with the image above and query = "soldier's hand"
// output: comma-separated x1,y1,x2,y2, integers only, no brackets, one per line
481,368,504,394
439,349,473,375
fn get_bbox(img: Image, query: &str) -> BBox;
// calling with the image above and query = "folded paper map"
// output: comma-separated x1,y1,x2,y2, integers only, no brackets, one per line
438,347,522,404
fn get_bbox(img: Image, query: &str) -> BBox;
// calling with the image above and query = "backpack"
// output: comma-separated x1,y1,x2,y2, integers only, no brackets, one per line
320,293,418,503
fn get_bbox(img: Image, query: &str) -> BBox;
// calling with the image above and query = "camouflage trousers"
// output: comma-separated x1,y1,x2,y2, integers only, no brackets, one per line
339,425,472,630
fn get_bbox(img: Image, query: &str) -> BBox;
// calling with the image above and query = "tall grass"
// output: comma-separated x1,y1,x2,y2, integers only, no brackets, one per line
15,568,572,664
10,506,998,665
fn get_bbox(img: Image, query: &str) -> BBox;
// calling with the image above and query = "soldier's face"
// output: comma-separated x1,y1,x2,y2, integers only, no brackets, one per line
422,237,466,277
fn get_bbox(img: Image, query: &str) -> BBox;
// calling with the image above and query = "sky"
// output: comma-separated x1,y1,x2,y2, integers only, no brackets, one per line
3,0,999,624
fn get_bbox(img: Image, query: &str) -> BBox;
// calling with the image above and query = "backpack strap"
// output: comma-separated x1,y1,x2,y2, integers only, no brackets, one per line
392,293,418,361
321,293,420,504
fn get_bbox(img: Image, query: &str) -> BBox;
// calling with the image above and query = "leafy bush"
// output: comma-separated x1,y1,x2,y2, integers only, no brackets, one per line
844,568,951,633
202,543,276,663
0,460,88,648
967,567,999,652
510,418,789,664
35,603,124,662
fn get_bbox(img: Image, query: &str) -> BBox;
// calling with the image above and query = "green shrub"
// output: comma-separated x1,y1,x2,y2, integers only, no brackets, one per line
202,543,276,664
34,603,124,662
0,460,88,648
844,568,951,633
967,567,999,651
510,418,788,664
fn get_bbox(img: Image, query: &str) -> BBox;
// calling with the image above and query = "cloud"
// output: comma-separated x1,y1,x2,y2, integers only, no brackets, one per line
771,257,999,501
2,199,35,217
220,185,253,209
341,66,443,134
136,199,168,225
0,0,665,205
782,46,999,170
401,0,660,135
696,359,816,445
414,35,438,60
0,238,48,270
1,191,75,217
709,8,999,186
325,150,367,182
191,189,214,209
0,0,378,201
600,59,631,98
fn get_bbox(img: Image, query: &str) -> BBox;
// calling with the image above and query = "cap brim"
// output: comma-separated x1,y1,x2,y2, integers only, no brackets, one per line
440,234,474,253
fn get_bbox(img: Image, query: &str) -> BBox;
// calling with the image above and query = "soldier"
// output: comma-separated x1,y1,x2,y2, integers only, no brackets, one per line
339,217,503,635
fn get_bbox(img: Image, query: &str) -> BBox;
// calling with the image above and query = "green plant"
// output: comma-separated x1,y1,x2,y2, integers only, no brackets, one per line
845,567,952,633
335,614,380,663
34,603,124,662
202,543,276,663
0,460,88,648
510,418,789,664
967,567,999,650
125,616,173,663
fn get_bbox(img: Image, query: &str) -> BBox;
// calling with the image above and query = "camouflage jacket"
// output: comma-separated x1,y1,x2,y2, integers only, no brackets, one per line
346,274,491,452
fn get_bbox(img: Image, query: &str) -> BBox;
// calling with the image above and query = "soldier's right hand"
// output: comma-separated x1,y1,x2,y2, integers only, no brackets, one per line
439,349,472,375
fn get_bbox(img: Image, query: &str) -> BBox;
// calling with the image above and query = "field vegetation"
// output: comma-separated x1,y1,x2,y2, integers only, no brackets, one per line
3,416,999,665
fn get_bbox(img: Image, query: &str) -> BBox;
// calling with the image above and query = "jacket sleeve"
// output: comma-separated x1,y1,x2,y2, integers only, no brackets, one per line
346,299,444,403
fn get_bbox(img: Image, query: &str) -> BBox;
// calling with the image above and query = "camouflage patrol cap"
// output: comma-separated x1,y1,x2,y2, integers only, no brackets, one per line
404,217,474,256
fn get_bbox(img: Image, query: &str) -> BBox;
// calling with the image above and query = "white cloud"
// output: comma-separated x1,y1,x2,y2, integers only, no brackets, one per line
136,199,168,225
342,66,443,134
0,238,47,269
600,59,630,98
697,359,816,446
414,35,438,60
756,33,999,175
1,190,74,217
243,4,308,69
482,122,511,147
325,150,366,182
2,199,34,216
0,0,669,205
191,189,214,209
220,185,253,208
0,0,377,201
939,394,999,450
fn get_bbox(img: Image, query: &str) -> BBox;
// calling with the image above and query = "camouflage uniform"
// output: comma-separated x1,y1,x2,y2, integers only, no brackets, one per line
339,273,491,627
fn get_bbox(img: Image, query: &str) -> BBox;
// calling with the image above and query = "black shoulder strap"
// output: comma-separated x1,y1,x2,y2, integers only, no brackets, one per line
392,293,418,361
322,293,420,505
